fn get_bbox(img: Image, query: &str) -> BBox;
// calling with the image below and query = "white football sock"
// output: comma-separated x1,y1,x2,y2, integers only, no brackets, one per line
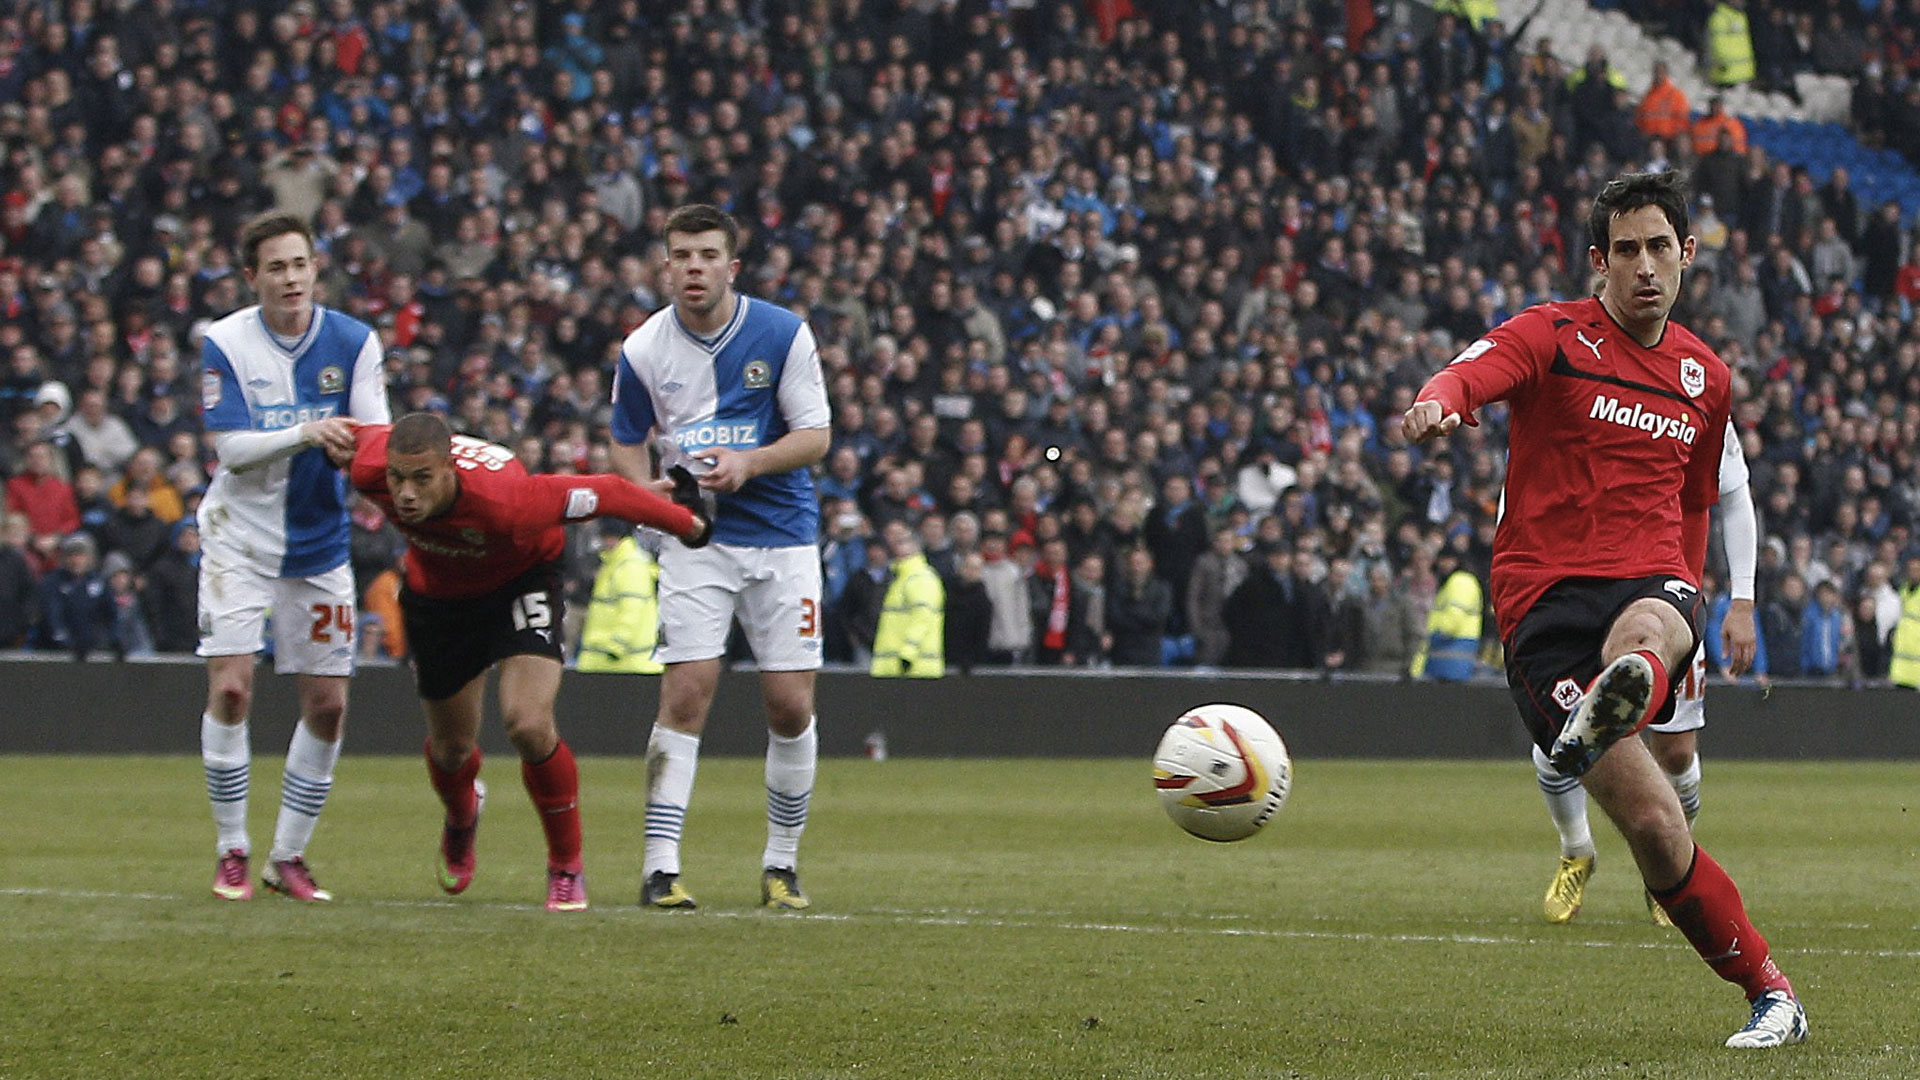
1533,744,1595,859
644,725,701,878
763,718,817,871
202,713,250,856
1666,752,1701,827
269,720,341,862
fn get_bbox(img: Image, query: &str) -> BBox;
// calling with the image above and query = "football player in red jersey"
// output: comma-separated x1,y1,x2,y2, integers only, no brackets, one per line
334,412,710,912
1403,172,1807,1049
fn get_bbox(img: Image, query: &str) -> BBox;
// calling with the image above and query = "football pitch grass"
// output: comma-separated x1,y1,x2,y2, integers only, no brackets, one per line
0,755,1914,1079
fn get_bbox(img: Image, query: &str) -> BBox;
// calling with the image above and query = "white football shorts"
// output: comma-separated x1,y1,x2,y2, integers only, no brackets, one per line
1647,639,1707,734
197,557,357,677
655,542,823,670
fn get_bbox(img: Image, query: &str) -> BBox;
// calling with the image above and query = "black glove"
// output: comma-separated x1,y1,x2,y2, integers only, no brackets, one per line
667,465,714,548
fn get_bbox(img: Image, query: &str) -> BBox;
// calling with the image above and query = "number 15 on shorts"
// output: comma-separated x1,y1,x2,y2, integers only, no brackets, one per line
512,594,552,630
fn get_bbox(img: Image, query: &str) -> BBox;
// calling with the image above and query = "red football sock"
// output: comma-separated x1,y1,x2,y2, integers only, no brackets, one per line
425,742,481,827
1629,648,1671,735
1651,845,1793,1000
522,740,582,873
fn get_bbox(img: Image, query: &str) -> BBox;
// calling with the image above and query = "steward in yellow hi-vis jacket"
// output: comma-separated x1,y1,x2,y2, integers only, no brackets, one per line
1891,574,1920,689
577,531,663,674
1412,554,1483,682
872,541,945,679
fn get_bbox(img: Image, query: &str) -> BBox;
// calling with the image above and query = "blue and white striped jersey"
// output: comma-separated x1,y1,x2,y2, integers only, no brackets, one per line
611,295,830,547
199,305,390,577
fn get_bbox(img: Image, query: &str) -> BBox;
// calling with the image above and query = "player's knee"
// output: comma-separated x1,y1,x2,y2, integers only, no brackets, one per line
502,708,557,752
1652,742,1693,774
301,696,346,738
1614,797,1688,849
766,704,812,738
209,682,251,722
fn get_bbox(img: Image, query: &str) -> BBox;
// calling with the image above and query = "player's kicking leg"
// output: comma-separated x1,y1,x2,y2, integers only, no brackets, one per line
1533,745,1596,923
642,657,718,909
497,655,585,912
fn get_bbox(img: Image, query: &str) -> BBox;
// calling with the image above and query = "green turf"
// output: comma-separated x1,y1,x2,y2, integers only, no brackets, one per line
0,755,1914,1079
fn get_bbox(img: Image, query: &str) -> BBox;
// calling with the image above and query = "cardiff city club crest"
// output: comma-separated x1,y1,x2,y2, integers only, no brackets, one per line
1552,678,1584,713
1679,357,1705,398
743,359,771,389
319,365,346,394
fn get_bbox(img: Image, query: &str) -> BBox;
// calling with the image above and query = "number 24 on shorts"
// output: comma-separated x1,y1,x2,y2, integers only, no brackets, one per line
309,603,354,644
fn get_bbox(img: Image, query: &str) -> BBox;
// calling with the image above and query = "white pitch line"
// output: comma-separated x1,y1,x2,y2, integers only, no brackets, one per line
5,886,1918,959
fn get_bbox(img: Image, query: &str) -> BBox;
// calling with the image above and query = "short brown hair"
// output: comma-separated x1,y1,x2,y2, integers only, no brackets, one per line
664,203,738,257
389,411,453,456
239,212,315,271
1588,171,1690,254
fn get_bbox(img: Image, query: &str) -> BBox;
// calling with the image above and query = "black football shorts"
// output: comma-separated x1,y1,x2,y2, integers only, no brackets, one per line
402,560,567,702
1505,574,1705,754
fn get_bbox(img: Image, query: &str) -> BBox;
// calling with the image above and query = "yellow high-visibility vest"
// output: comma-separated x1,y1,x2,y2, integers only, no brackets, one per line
1411,569,1483,681
1890,585,1920,689
1706,3,1756,86
577,537,663,674
872,552,945,678
1436,0,1500,31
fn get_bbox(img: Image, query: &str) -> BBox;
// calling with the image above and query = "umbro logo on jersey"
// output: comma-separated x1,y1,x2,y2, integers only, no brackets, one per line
247,377,274,389
661,381,684,393
1588,395,1697,444
1575,330,1606,362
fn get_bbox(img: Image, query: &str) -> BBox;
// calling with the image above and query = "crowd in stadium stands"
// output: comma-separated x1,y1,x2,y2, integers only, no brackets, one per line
1,0,1918,683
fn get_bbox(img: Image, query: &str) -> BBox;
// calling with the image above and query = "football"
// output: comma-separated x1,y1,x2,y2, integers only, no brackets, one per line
1152,703,1292,842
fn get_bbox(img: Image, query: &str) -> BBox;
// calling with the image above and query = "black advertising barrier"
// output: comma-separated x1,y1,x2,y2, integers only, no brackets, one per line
4,655,1917,760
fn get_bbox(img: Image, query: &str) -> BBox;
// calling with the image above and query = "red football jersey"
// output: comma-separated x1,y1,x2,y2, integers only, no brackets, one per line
349,426,696,599
1416,297,1731,640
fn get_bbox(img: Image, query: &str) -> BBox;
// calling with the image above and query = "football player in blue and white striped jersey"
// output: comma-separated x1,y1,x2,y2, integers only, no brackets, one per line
197,212,390,903
610,204,830,912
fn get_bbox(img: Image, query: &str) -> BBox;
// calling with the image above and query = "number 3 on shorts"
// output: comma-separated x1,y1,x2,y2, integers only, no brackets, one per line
309,603,354,644
511,593,552,631
798,597,819,639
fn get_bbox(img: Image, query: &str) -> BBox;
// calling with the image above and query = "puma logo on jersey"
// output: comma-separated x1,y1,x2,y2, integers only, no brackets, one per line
1664,580,1697,601
1589,395,1697,444
1576,330,1606,362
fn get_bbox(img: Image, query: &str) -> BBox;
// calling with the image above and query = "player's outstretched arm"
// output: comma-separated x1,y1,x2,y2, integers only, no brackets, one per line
1406,313,1553,443
216,416,361,473
524,473,709,545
